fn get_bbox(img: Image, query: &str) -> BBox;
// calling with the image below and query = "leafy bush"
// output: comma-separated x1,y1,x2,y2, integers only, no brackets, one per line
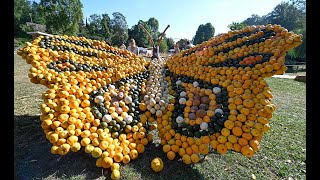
15,38,32,47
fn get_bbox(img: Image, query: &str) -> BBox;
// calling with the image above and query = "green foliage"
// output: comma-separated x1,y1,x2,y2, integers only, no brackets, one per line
88,14,102,35
239,1,306,59
159,39,168,53
177,39,188,50
14,0,32,37
287,49,297,58
289,0,306,13
101,13,112,40
264,2,304,31
14,37,32,48
110,12,129,46
166,38,175,49
30,2,46,25
228,22,246,31
293,28,306,58
127,17,164,48
38,0,83,35
128,20,151,47
193,23,215,45
147,17,160,42
242,14,266,26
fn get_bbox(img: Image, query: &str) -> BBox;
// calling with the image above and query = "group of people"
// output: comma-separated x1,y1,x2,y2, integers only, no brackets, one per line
174,40,194,54
119,38,194,55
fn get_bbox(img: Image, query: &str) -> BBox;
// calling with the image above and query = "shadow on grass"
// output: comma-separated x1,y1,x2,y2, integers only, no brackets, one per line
14,115,205,180
120,137,206,180
14,115,102,179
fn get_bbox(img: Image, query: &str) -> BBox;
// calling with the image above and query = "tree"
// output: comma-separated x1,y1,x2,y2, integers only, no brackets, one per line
110,12,128,46
101,13,112,40
159,39,168,53
147,17,159,42
128,20,151,47
293,28,306,58
14,0,32,37
193,23,215,45
88,14,102,35
177,39,189,50
228,22,246,31
30,2,46,25
264,2,304,31
166,37,175,49
289,0,306,13
38,0,83,35
242,14,266,26
78,17,86,34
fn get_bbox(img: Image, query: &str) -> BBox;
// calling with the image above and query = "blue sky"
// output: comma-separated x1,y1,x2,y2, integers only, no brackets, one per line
32,0,289,41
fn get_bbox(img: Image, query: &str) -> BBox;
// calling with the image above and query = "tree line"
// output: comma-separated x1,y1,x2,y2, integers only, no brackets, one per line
14,0,305,57
227,0,306,59
14,0,174,52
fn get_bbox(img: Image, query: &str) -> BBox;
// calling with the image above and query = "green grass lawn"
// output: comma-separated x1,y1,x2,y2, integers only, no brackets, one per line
14,54,306,180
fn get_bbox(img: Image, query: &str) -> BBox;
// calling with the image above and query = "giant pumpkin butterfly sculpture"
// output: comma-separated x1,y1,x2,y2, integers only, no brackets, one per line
17,24,302,179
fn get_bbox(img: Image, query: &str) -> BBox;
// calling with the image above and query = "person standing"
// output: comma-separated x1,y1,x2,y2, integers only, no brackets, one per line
185,40,194,49
127,39,139,55
174,42,180,54
119,44,126,50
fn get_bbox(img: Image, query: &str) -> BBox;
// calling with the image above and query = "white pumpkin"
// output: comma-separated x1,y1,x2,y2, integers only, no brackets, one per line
159,100,165,106
150,94,156,99
144,95,149,101
125,115,133,124
154,104,161,110
213,87,221,94
109,85,115,90
179,98,186,105
180,91,187,97
176,116,184,124
160,106,166,111
94,96,104,104
147,104,152,110
124,96,133,104
176,80,182,85
200,122,208,130
193,81,199,87
102,114,112,123
155,97,161,102
150,108,156,114
215,108,223,114
156,110,163,117
150,99,156,106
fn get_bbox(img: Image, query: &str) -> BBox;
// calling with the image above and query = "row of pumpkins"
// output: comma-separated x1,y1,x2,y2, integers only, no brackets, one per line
17,24,302,179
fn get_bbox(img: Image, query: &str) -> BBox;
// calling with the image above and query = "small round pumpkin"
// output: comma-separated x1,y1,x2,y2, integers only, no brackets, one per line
151,157,164,172
176,116,184,124
196,109,206,118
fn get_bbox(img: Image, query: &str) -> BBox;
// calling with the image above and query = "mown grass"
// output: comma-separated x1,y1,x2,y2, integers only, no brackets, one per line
14,54,306,180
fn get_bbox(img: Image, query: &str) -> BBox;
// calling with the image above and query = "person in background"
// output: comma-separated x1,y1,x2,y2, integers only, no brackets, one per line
127,39,139,55
174,42,180,54
119,44,126,50
185,40,194,49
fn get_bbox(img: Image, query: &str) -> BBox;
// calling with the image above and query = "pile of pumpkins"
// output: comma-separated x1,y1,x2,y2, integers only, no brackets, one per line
161,24,302,162
17,35,151,179
17,24,302,178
